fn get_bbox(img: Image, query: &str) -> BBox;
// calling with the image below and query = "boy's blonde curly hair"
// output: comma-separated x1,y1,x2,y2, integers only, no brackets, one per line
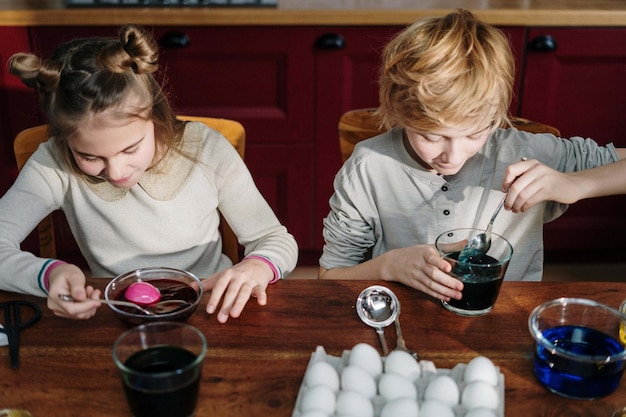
376,9,515,133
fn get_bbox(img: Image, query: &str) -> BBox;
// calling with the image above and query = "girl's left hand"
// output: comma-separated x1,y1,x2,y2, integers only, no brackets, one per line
201,258,274,323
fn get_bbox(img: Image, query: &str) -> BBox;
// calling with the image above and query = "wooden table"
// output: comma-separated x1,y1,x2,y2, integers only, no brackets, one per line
1,280,625,416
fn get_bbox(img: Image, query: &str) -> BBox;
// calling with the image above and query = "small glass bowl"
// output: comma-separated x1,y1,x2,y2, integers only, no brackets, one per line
105,267,203,325
528,297,626,400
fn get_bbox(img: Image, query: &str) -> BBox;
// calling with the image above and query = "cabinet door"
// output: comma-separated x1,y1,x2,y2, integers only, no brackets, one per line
520,28,626,260
314,26,403,252
313,26,525,253
0,26,39,195
0,26,40,255
29,26,319,258
153,27,318,254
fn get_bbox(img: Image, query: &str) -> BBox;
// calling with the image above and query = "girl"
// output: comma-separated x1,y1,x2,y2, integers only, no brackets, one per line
2,24,298,323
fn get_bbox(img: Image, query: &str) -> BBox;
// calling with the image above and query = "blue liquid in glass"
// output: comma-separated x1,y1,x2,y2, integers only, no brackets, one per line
534,325,625,399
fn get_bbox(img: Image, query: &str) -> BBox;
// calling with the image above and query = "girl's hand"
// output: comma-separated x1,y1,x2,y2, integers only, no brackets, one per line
47,263,102,320
502,158,582,212
202,257,275,323
379,245,464,302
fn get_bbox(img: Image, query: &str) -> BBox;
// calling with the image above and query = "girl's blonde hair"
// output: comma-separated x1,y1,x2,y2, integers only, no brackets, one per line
376,9,515,133
9,25,185,176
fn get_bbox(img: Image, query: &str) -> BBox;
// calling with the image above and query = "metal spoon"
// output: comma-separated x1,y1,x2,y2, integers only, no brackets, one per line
356,285,418,357
59,294,191,315
458,157,528,262
58,294,155,316
394,302,419,359
356,286,395,355
457,192,506,262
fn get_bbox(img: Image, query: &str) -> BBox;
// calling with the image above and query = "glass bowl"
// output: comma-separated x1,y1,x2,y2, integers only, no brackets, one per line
105,267,203,325
528,297,626,399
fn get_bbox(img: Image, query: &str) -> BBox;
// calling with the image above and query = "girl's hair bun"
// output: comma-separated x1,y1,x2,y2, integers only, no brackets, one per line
99,24,159,75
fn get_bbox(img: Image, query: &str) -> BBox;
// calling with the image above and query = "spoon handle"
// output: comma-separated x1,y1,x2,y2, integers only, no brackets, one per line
487,156,528,234
376,327,389,356
58,294,154,315
486,193,507,234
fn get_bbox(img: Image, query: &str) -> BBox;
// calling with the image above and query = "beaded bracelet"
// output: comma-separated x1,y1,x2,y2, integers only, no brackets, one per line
243,255,281,284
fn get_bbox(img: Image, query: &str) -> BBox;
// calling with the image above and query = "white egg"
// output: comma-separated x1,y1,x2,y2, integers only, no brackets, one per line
419,400,455,417
300,385,336,415
335,390,374,417
348,343,383,378
423,375,460,407
464,407,498,417
461,380,500,410
340,365,377,398
378,373,417,401
464,356,498,386
384,350,421,381
304,361,340,391
380,397,419,417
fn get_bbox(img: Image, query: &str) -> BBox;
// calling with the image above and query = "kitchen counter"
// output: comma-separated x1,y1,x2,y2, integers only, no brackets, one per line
2,0,626,26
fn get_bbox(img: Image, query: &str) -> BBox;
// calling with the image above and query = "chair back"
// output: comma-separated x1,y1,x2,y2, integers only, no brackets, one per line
13,116,245,265
338,108,561,163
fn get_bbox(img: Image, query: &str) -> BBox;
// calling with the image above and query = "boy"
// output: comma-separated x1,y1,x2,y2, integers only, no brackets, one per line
319,9,626,302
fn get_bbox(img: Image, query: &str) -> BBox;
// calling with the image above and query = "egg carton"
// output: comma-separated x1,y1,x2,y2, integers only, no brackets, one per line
292,345,505,417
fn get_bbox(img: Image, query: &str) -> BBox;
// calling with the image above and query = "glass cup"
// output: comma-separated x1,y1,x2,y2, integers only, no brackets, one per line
112,322,207,417
528,298,626,400
435,228,513,316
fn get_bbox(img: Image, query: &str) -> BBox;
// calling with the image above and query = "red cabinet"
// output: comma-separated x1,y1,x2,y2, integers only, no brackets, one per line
0,26,38,195
520,28,626,260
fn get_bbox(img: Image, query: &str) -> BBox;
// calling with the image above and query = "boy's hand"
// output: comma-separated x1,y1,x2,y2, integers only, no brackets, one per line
502,158,581,212
380,245,464,302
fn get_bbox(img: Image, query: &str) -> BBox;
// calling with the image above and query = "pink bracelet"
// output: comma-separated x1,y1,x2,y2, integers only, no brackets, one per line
42,260,67,293
244,255,281,284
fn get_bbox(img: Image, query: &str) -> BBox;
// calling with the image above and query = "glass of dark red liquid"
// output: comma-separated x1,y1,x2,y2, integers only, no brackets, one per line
435,228,513,316
113,322,207,417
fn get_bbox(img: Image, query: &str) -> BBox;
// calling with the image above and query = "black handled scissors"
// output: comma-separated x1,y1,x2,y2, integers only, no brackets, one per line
0,300,41,369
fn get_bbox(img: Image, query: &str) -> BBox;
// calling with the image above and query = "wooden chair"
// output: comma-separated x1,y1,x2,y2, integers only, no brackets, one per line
13,116,245,265
338,108,561,163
